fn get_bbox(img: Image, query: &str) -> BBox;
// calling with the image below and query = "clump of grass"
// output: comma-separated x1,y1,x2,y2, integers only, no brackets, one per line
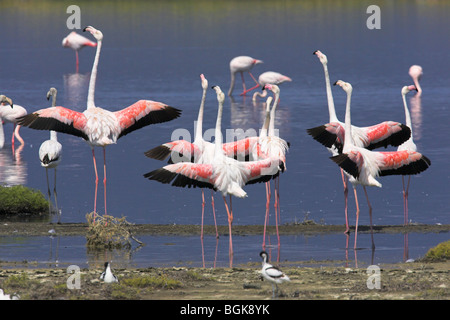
121,275,182,289
85,212,143,249
422,240,450,262
0,185,49,215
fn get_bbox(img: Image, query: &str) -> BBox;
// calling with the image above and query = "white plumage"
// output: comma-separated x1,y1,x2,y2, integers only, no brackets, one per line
100,262,118,283
260,251,290,298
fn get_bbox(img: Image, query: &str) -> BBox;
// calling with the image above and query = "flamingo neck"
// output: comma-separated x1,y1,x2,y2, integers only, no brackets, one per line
268,91,279,137
50,130,58,141
228,72,236,96
214,99,224,154
402,93,412,133
260,98,272,138
323,63,338,122
194,88,207,144
344,88,353,148
87,38,102,109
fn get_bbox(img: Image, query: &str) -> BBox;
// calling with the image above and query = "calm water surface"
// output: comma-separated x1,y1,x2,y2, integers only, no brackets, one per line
0,1,448,267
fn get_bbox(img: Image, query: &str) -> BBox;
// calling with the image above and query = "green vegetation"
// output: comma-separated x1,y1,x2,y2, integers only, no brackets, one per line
423,240,450,262
0,185,49,216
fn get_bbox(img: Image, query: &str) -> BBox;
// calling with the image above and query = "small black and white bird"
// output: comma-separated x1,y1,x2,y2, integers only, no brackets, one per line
100,262,118,283
260,251,290,298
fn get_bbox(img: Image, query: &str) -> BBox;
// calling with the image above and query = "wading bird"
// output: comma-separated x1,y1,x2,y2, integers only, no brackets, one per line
144,86,281,267
252,71,292,101
330,80,430,249
228,56,263,96
39,88,63,223
0,97,27,151
260,251,290,298
307,50,411,234
62,31,97,72
409,65,423,96
18,26,181,217
100,262,118,283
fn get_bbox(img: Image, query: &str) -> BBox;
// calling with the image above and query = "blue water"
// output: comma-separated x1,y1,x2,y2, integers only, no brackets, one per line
0,1,448,267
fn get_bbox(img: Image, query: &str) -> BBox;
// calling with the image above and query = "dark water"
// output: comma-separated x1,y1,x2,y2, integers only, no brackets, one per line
0,1,448,268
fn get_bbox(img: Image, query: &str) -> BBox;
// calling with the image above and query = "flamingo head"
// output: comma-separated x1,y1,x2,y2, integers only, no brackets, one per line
47,87,57,101
313,50,328,64
264,83,280,94
200,74,208,90
334,80,352,93
408,65,423,80
402,85,417,96
0,95,13,108
253,59,263,66
211,85,225,104
83,26,103,41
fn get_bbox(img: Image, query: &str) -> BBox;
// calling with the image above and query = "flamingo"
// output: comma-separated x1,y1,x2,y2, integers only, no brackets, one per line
252,71,292,101
398,85,421,225
62,31,97,72
39,88,63,222
145,74,219,239
409,65,423,96
307,50,411,234
330,80,431,249
0,97,27,150
255,84,289,248
18,26,181,217
228,56,263,96
259,251,290,298
144,86,282,267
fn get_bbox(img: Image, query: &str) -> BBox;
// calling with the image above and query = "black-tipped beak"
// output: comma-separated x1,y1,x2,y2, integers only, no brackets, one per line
211,85,217,89
313,50,318,55
333,81,338,86
83,27,88,32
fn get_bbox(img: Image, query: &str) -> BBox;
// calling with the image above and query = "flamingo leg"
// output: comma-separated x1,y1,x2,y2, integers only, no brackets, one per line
273,178,280,247
263,181,271,248
341,169,350,234
240,83,261,96
222,195,233,267
14,125,24,146
201,190,205,240
54,168,60,224
402,176,411,225
45,167,51,215
363,186,375,250
353,187,360,250
91,148,99,219
211,190,218,239
75,51,79,73
103,147,107,216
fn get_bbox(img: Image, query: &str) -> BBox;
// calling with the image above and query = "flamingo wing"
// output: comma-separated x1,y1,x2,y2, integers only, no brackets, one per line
115,100,181,139
378,151,431,176
364,122,411,150
222,136,260,161
144,140,202,163
330,151,364,179
244,157,283,185
307,122,344,154
144,162,216,190
17,107,88,140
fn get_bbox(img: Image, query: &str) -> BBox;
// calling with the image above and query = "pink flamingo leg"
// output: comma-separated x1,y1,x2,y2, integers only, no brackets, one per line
274,178,280,247
211,190,219,239
402,176,411,225
222,195,234,267
91,148,99,221
103,147,107,216
263,181,271,248
363,186,375,250
75,51,79,73
201,190,205,239
353,187,360,250
341,169,350,234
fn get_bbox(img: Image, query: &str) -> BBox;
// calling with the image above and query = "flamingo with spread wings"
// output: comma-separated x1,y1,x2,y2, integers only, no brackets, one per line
330,80,430,249
144,86,282,267
18,26,181,217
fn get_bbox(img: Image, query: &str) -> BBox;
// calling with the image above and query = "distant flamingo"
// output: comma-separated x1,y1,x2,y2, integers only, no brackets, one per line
228,56,263,96
0,96,27,152
144,86,282,267
308,50,411,234
398,85,421,225
18,26,181,217
252,71,292,101
62,31,97,72
145,74,219,239
330,80,431,249
409,65,423,96
39,88,63,223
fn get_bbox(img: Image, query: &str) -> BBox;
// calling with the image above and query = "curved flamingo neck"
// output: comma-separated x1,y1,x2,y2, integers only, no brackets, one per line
344,88,353,148
87,37,102,109
322,62,338,123
194,86,207,144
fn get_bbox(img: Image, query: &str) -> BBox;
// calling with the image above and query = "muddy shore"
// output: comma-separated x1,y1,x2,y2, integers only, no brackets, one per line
0,222,448,300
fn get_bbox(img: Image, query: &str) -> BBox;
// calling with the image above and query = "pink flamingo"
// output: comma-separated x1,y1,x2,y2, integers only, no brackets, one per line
330,80,431,249
228,56,263,96
18,26,181,216
308,50,411,234
252,71,292,101
409,65,423,96
144,86,282,267
398,85,420,225
62,31,97,72
0,98,27,151
145,74,219,239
